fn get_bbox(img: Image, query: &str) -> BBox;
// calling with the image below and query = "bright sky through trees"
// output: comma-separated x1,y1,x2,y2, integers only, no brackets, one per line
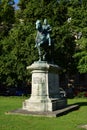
14,0,19,4
14,0,19,9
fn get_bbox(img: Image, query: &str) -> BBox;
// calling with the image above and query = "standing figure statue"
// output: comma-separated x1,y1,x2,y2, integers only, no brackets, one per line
35,19,54,62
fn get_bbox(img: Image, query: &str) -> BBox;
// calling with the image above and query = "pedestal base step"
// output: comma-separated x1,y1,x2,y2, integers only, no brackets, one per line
6,104,79,117
23,98,67,112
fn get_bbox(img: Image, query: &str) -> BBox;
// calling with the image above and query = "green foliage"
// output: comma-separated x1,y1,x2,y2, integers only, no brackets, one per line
67,1,87,73
54,23,76,74
76,92,86,98
74,51,87,73
0,0,87,87
0,0,15,39
0,23,37,86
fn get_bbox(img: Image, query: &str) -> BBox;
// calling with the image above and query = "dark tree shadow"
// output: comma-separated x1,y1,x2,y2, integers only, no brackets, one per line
74,101,87,107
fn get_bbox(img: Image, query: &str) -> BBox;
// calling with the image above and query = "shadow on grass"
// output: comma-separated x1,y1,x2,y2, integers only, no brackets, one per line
75,102,87,107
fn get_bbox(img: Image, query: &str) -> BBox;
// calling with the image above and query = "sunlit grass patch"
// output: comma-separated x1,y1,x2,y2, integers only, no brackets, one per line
0,96,87,130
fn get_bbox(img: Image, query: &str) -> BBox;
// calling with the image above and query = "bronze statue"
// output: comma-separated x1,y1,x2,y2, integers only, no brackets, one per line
35,19,54,62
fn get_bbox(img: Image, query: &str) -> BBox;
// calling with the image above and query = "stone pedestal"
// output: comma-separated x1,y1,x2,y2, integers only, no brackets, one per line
23,61,67,112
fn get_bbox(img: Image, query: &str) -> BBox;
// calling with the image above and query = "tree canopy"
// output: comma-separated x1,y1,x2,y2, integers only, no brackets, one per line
0,0,87,87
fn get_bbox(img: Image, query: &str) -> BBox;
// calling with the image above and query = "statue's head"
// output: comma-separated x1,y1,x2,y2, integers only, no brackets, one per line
43,19,48,25
36,20,42,30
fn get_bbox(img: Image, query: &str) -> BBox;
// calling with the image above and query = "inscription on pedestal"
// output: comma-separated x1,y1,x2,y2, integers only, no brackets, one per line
33,77,45,84
32,76,47,96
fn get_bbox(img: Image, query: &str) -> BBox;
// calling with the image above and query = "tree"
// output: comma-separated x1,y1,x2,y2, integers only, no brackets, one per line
0,0,15,39
0,22,37,86
67,0,87,73
0,0,77,86
0,0,16,87
3,0,87,87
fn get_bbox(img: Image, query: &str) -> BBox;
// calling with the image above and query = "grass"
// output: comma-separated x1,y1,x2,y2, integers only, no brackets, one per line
0,96,87,130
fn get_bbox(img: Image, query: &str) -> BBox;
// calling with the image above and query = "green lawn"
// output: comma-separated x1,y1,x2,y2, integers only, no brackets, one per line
0,96,87,130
